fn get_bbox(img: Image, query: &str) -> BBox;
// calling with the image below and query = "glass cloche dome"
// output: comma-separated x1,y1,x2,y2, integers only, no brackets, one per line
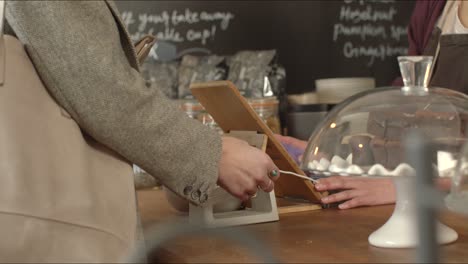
302,56,468,180
446,136,468,215
300,56,468,248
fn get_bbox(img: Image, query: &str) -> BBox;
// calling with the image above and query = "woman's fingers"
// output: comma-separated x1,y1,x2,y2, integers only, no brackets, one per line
274,134,308,150
218,137,279,201
338,197,367,210
316,176,397,210
321,189,362,204
258,178,275,192
315,176,361,191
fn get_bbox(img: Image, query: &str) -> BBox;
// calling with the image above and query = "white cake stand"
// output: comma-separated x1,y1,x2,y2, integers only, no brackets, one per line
368,176,458,248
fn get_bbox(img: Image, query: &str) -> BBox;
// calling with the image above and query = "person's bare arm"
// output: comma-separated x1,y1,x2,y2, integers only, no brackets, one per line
315,177,396,209
316,176,452,209
459,1,468,28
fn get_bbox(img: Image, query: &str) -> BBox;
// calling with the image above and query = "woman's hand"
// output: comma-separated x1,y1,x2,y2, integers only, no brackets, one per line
275,134,308,163
217,137,280,201
315,176,396,209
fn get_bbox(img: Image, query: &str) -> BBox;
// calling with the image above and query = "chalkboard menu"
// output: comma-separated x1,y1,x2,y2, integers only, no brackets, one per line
116,0,415,94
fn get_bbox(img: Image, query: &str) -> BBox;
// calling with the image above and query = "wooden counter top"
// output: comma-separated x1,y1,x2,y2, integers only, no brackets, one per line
137,189,468,263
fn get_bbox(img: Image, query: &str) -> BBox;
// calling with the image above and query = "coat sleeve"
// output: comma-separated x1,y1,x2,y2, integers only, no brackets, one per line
6,0,222,205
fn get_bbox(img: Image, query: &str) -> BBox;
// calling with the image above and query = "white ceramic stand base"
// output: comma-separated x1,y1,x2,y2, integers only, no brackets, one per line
189,187,279,228
369,177,458,248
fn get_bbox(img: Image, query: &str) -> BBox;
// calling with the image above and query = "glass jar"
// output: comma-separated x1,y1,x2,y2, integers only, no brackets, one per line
180,99,204,120
249,97,281,134
198,110,223,135
180,99,222,134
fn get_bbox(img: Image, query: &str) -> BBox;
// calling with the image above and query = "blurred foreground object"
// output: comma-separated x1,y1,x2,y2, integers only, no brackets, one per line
124,220,279,263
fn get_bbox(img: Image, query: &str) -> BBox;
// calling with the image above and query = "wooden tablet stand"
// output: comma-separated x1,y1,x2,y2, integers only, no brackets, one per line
190,81,326,218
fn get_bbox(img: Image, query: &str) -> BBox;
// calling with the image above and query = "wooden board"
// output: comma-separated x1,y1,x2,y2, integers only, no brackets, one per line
190,80,324,203
277,203,323,214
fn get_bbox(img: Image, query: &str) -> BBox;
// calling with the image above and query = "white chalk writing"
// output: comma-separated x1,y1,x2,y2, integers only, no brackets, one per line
333,23,387,41
333,1,408,66
340,5,397,23
121,9,235,45
343,41,408,66
344,0,396,5
390,25,407,42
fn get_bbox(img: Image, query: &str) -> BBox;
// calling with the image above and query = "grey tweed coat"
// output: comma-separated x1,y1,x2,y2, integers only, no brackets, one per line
6,0,222,206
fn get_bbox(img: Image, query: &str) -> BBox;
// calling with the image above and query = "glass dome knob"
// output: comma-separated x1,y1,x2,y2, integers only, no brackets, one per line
398,56,433,95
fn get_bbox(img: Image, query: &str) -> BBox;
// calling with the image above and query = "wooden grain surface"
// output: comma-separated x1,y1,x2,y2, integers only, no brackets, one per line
138,189,468,263
190,81,324,203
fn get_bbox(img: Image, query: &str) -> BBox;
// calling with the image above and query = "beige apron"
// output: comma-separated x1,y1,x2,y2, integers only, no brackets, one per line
0,0,155,262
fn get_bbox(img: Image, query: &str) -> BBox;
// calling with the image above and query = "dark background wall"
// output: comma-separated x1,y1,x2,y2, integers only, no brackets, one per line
116,0,415,94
